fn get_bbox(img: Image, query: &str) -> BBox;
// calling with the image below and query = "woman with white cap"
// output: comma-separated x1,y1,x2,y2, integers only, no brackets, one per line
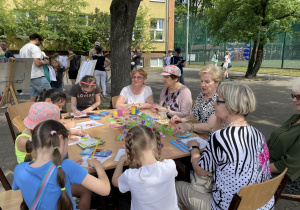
151,65,192,118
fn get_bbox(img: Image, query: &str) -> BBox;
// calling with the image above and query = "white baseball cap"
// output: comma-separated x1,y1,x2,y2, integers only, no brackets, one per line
95,41,100,46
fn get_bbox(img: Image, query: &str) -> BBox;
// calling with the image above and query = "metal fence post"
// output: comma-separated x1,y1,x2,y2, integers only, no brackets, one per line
281,32,286,69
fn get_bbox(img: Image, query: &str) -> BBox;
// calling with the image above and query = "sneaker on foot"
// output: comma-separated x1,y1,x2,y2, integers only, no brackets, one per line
19,92,24,95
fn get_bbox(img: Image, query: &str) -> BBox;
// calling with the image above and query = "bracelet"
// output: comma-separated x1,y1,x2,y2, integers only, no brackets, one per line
189,122,194,132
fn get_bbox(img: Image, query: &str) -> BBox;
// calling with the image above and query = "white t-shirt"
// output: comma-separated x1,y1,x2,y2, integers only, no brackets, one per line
19,43,44,79
120,85,153,104
223,55,231,69
118,159,179,210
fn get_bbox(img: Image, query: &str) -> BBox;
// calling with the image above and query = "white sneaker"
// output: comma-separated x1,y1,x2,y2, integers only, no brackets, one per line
17,92,24,95
1,103,11,109
63,89,66,91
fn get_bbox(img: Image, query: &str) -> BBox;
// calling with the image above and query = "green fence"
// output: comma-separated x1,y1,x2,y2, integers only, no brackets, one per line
175,22,300,69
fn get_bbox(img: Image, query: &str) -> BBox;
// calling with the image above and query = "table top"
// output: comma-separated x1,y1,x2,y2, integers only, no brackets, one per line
0,190,23,210
67,109,200,171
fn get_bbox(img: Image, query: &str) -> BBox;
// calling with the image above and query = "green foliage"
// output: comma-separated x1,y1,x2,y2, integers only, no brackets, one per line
206,0,300,45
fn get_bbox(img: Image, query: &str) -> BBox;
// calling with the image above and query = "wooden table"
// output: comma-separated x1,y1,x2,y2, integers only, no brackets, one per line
67,109,198,172
0,190,23,210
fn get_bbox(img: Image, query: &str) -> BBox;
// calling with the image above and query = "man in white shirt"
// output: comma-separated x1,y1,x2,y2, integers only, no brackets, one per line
19,33,51,102
88,41,100,60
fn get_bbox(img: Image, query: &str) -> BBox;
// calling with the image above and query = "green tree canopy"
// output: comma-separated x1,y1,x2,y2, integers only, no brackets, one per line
206,0,300,77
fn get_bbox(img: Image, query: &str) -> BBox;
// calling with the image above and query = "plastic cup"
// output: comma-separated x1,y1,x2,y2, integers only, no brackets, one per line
131,106,136,115
113,111,118,117
117,108,123,117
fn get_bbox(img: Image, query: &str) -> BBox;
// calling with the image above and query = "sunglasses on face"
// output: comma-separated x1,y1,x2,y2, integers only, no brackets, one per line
291,93,300,100
132,76,144,80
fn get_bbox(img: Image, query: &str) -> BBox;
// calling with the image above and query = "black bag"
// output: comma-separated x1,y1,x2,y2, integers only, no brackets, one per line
221,62,224,67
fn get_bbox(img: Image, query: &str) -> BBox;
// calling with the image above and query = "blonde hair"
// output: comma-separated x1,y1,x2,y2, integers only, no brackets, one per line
225,51,230,55
199,65,222,83
125,125,161,169
292,81,300,92
217,82,256,115
130,68,148,79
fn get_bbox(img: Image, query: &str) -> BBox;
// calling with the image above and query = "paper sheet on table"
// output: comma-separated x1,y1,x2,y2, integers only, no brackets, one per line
79,155,111,169
114,149,126,161
179,137,208,149
71,120,103,130
68,134,92,145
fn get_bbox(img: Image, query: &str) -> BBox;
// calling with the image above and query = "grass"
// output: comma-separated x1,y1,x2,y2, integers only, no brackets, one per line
145,64,300,77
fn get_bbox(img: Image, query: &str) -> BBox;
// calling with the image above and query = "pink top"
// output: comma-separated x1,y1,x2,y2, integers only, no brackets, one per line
159,85,192,118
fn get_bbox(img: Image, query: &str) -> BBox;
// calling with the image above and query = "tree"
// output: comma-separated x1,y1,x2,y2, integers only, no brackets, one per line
206,0,300,77
110,0,142,97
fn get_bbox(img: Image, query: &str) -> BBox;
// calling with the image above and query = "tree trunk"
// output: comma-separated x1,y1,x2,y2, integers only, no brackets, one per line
245,40,264,78
110,0,141,97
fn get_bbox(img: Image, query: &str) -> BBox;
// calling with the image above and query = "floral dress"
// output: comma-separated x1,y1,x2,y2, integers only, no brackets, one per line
199,125,274,210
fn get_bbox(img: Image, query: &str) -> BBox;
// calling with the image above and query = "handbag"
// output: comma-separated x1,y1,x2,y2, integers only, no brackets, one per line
228,63,232,68
221,62,224,67
190,171,214,193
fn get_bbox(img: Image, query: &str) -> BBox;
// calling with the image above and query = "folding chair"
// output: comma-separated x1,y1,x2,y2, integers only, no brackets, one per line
228,168,287,210
5,102,34,143
274,173,300,203
110,95,119,109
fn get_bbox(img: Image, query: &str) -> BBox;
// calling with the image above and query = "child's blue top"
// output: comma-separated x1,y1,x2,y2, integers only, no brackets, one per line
12,159,88,210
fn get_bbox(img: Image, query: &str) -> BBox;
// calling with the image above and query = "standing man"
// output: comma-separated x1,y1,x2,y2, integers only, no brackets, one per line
163,49,173,67
132,45,142,69
171,48,184,84
0,41,14,58
19,33,51,102
89,41,100,60
66,46,79,85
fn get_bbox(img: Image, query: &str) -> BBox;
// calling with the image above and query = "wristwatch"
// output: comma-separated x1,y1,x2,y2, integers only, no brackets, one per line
189,146,199,152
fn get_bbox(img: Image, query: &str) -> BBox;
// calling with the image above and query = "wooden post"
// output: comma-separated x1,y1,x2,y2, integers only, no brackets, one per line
0,58,18,107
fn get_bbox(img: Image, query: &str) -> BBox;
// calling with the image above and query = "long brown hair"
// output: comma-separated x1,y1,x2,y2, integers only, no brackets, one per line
125,125,161,168
21,120,72,210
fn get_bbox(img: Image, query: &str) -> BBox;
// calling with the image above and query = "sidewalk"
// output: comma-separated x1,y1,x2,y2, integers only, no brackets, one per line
0,69,299,208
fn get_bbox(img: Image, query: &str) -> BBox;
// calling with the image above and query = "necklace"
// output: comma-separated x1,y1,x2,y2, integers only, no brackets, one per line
227,120,247,127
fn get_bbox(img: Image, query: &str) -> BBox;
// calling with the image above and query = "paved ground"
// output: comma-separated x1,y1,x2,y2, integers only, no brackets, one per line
0,68,299,209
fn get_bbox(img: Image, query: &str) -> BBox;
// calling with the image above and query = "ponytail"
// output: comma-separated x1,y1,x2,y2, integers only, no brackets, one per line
125,133,139,168
152,127,161,161
50,132,73,210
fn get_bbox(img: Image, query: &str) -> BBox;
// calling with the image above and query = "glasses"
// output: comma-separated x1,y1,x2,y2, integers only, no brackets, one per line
81,88,93,93
132,76,144,80
216,100,225,104
291,93,300,100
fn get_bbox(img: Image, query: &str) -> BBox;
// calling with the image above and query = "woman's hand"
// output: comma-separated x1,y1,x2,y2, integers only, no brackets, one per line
170,115,182,124
151,104,165,113
173,123,189,134
187,140,200,147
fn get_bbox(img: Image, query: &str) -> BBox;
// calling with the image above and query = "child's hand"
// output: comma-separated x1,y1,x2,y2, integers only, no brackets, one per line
87,159,103,168
75,130,87,136
119,154,127,162
187,140,200,147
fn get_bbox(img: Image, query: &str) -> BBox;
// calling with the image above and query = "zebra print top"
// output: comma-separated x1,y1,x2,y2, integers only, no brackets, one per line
199,125,274,210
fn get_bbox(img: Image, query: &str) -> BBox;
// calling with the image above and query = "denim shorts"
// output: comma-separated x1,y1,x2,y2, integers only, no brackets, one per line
28,77,51,97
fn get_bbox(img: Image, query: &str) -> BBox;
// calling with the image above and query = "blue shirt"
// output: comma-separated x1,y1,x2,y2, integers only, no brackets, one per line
12,159,88,210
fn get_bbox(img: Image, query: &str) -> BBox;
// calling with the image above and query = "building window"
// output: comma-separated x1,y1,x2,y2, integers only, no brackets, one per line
150,19,164,41
150,58,163,67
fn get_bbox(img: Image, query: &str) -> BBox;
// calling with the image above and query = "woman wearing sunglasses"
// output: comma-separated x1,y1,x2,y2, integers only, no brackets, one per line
267,81,300,195
176,83,273,210
115,68,154,110
69,75,101,115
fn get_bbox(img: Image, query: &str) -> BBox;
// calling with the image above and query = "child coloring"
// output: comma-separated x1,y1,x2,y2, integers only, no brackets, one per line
13,119,110,210
112,125,179,210
69,75,101,116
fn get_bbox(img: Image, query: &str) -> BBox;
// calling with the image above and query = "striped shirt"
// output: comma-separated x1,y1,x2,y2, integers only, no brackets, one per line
199,125,274,210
